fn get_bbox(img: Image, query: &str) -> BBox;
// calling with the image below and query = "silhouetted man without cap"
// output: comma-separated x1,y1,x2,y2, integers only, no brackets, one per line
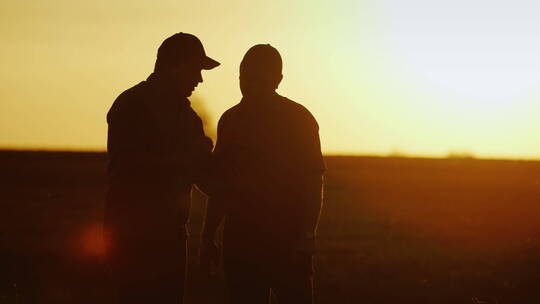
105,33,219,304
201,45,325,304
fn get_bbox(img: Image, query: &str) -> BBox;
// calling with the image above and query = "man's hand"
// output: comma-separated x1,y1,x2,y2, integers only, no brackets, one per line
290,237,316,276
199,240,221,277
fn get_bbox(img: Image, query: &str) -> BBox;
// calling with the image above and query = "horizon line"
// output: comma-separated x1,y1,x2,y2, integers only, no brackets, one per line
1,148,539,162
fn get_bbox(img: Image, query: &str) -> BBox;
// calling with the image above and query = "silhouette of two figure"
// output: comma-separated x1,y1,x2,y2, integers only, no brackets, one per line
105,33,324,304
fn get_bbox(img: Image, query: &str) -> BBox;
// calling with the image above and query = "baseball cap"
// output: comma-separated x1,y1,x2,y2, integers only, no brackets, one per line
157,33,220,70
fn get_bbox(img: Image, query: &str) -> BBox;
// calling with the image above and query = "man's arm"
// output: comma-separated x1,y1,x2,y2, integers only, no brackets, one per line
199,196,226,275
190,135,215,193
108,98,202,175
297,175,324,239
291,108,326,256
107,98,149,174
297,107,326,236
201,197,227,245
199,114,230,273
201,112,232,243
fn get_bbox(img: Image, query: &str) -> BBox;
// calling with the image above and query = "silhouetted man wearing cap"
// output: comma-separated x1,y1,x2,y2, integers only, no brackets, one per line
201,45,325,304
105,32,219,304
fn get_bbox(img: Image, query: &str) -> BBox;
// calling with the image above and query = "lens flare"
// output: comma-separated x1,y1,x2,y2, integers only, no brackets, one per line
80,223,106,258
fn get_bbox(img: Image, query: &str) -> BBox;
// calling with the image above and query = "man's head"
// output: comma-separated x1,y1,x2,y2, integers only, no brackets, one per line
240,44,283,98
154,33,219,96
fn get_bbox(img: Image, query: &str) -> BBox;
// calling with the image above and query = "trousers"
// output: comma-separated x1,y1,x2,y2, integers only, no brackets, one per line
104,184,190,304
223,219,314,304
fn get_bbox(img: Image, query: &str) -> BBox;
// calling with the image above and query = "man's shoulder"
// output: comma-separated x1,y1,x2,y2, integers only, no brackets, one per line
218,102,242,125
107,81,148,122
113,81,149,106
277,95,318,128
276,95,311,115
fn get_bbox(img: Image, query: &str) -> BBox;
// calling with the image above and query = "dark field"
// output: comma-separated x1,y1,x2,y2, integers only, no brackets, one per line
1,151,540,303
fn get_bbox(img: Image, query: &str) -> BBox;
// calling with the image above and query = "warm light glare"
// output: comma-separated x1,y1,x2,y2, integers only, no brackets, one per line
80,223,106,258
0,0,538,159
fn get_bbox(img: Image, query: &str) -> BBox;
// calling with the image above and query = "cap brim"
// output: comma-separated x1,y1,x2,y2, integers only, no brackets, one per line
202,56,220,70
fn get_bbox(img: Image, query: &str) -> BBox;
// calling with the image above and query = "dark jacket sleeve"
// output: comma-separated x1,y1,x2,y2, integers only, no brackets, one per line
188,107,215,193
305,115,326,174
196,110,234,196
107,95,149,178
294,108,325,239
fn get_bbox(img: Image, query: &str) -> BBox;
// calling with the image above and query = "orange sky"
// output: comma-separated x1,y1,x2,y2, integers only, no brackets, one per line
1,0,539,159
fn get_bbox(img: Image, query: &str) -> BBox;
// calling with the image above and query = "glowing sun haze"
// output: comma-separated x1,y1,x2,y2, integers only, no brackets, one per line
1,0,538,159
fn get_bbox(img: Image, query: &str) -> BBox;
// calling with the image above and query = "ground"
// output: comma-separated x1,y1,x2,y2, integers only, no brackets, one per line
1,151,539,303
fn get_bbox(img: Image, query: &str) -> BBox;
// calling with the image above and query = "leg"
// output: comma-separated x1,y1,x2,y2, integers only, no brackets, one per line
105,227,187,304
104,189,189,304
272,275,313,304
224,258,271,304
271,254,314,304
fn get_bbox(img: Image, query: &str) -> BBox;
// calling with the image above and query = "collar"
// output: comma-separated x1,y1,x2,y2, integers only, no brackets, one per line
146,73,191,107
240,91,280,105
